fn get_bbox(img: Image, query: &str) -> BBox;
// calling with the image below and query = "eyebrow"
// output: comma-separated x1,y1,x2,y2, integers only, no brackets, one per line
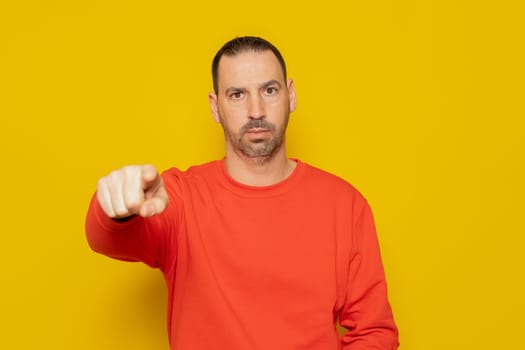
260,80,282,89
224,80,282,95
225,86,245,95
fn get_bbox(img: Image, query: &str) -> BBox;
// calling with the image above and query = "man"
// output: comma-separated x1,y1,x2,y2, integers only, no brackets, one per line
85,36,399,349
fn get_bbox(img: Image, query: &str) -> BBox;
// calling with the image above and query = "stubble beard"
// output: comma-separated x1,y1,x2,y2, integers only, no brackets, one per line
221,116,289,166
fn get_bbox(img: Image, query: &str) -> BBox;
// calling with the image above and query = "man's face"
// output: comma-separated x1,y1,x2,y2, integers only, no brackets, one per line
208,50,296,160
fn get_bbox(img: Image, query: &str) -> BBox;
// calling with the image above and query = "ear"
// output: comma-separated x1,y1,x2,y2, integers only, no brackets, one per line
208,92,221,123
287,79,297,113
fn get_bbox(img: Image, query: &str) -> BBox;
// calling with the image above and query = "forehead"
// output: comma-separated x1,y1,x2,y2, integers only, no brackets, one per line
217,50,285,90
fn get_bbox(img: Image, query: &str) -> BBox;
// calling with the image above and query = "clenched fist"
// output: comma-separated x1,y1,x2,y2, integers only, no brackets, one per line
96,165,168,219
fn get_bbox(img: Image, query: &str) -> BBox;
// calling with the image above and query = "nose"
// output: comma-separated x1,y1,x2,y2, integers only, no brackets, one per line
247,94,265,120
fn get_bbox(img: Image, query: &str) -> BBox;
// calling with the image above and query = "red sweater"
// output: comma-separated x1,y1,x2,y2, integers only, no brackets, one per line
85,160,398,349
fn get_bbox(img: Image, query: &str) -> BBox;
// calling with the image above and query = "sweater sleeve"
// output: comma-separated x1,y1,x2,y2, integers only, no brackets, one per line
339,202,399,349
84,173,179,272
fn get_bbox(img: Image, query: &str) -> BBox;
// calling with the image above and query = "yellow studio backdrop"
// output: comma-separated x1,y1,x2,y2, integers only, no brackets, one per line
1,0,523,349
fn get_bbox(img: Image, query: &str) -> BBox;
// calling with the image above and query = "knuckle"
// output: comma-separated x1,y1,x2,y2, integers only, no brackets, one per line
124,196,141,210
97,176,107,190
123,165,140,177
109,169,122,182
113,206,129,217
103,207,116,218
122,166,132,176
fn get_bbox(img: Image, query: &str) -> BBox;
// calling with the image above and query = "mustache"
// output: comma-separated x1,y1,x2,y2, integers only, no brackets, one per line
240,119,276,134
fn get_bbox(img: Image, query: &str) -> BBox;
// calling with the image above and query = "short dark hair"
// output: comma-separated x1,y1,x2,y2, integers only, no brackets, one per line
212,36,287,94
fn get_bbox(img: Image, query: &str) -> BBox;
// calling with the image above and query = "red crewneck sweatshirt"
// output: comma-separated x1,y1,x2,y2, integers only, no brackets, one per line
85,159,398,349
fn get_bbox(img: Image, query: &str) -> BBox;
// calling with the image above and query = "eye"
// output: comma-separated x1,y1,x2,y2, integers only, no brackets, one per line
229,91,243,100
264,86,278,95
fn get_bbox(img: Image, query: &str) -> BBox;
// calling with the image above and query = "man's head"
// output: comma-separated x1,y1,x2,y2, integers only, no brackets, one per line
208,36,296,164
212,36,287,94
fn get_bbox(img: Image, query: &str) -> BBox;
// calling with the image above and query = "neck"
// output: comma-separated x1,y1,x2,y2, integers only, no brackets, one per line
224,144,296,186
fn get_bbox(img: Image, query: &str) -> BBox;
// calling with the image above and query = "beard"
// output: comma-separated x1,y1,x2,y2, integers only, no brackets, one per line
220,115,289,161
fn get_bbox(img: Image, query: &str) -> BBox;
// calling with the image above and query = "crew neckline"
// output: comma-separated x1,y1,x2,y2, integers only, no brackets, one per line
215,158,305,198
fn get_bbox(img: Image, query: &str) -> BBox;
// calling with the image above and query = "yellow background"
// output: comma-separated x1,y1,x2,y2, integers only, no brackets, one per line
1,0,524,348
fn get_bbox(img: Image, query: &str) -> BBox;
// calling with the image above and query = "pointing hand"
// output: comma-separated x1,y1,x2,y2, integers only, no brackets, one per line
96,165,168,219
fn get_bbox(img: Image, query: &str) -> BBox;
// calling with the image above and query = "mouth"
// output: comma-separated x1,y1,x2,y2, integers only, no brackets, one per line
244,128,271,143
246,128,269,133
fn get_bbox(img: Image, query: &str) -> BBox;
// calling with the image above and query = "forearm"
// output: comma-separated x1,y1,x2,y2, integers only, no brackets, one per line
85,193,149,262
339,290,398,349
339,203,399,349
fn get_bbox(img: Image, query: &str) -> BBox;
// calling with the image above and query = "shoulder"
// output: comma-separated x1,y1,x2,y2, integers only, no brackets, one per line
294,163,369,217
300,161,361,193
160,160,220,196
162,160,218,179
299,161,369,207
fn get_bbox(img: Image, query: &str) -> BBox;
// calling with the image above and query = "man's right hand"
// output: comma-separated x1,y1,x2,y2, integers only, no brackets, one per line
96,165,169,219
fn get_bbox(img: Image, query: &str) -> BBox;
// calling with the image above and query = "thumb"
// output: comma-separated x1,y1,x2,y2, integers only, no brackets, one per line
139,194,169,217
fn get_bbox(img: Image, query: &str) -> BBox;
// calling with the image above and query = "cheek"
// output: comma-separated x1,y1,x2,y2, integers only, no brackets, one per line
266,99,289,117
221,105,246,122
218,110,242,132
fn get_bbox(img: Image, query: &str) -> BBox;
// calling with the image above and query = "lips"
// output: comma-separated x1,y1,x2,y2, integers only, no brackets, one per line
245,128,271,143
247,128,269,133
240,120,275,134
